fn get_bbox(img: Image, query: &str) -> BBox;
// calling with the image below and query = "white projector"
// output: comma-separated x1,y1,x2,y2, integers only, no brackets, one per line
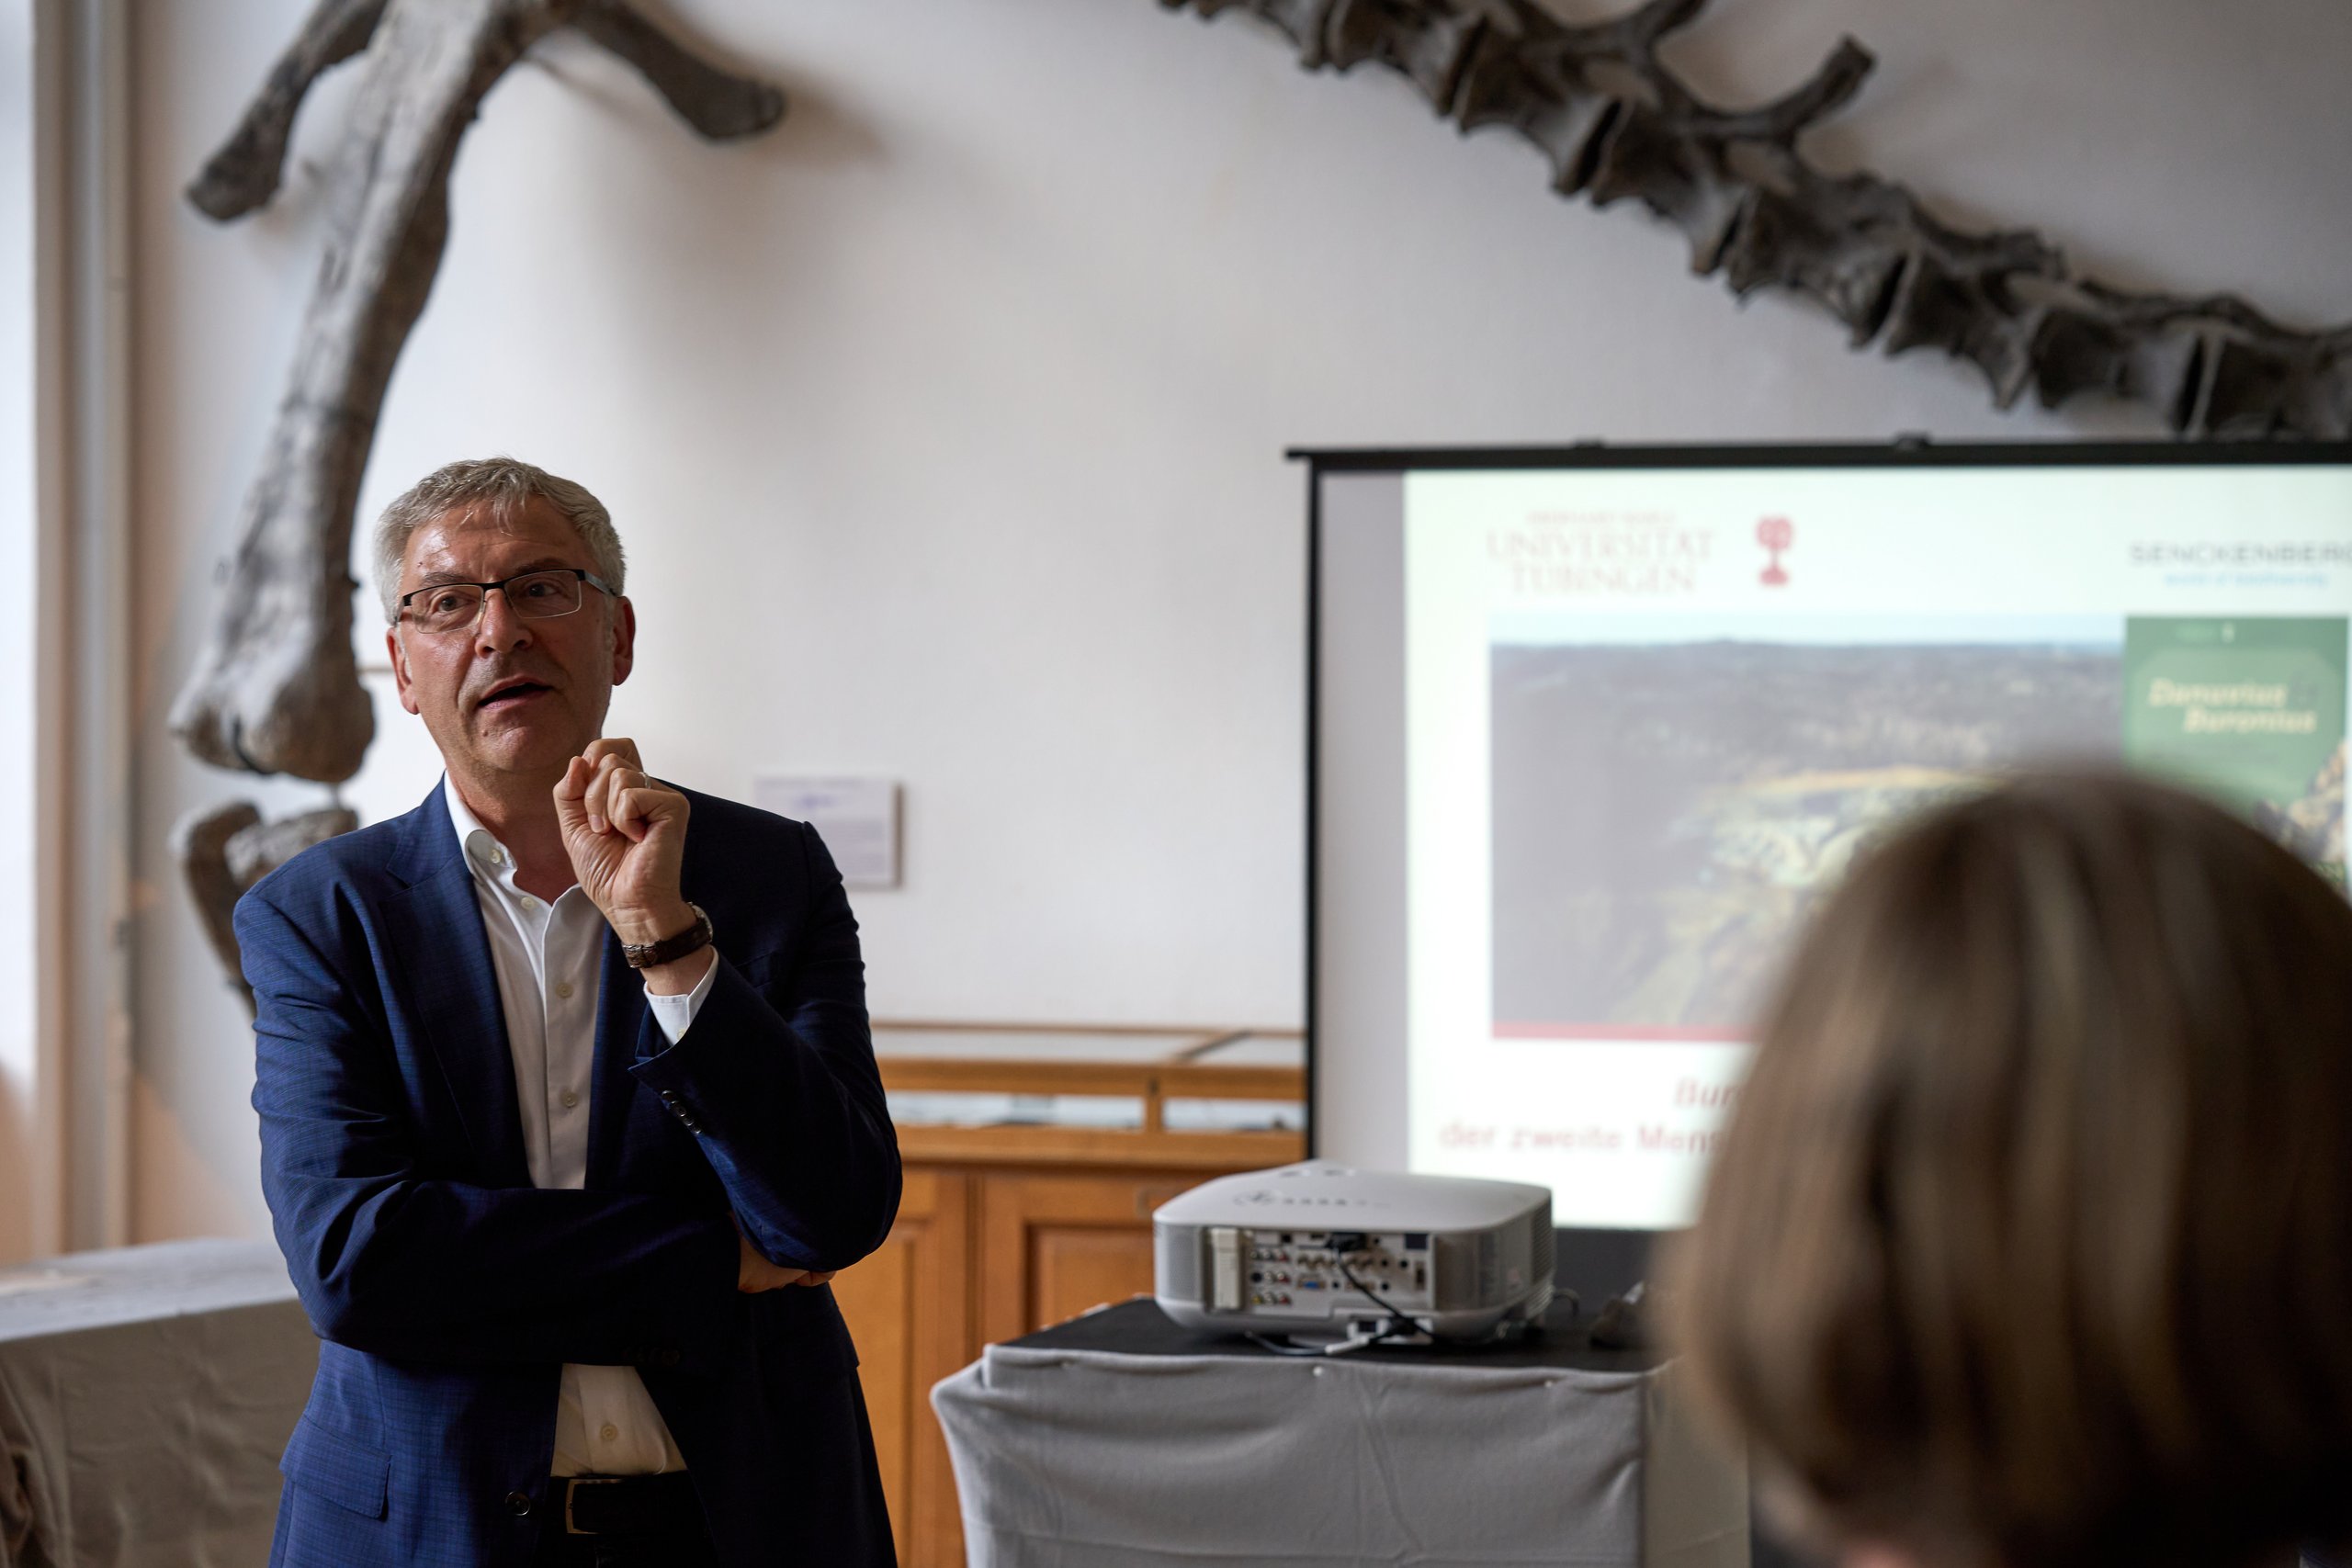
1153,1162,1555,1344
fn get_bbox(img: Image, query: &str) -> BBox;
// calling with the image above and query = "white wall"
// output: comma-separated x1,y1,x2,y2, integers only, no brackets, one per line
0,0,38,1262
125,0,2352,1241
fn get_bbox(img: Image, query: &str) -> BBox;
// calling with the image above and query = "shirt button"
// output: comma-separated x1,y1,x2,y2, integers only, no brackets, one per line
489,849,505,866
560,1089,580,1109
600,1424,619,1443
520,895,537,909
554,981,573,999
504,1490,532,1516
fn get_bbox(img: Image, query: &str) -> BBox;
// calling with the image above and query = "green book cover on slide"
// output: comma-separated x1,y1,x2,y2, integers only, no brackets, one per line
2123,615,2346,883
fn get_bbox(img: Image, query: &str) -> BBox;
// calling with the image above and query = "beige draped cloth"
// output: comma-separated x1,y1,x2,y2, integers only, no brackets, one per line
0,1240,314,1568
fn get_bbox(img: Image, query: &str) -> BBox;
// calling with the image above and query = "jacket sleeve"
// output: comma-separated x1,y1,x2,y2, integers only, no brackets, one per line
628,821,902,1273
241,886,741,1370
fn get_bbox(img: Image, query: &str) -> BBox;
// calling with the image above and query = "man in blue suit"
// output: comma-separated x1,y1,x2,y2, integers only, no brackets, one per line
240,457,899,1566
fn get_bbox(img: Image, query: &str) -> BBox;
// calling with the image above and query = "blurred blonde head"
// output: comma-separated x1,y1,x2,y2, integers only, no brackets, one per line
1667,771,2352,1568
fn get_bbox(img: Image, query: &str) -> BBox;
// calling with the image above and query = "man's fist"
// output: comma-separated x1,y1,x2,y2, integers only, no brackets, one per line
553,737,693,946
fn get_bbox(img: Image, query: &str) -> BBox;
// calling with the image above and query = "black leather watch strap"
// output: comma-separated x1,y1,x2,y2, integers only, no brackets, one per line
623,903,714,969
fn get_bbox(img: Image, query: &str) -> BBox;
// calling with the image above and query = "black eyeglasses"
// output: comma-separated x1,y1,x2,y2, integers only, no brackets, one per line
397,569,617,635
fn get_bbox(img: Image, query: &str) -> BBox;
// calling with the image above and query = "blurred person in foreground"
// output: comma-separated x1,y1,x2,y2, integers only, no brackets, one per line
1667,772,2352,1568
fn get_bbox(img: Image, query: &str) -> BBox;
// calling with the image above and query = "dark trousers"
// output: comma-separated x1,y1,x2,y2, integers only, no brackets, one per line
533,1529,718,1568
532,1528,718,1568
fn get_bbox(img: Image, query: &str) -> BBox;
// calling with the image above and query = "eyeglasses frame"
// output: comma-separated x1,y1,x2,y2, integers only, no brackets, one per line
396,568,619,632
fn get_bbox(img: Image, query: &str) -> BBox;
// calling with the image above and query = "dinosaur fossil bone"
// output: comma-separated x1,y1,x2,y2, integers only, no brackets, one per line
174,801,361,1005
172,0,785,785
1164,0,2352,438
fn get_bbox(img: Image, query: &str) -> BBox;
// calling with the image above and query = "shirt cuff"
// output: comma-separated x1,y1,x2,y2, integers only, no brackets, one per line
643,951,719,1045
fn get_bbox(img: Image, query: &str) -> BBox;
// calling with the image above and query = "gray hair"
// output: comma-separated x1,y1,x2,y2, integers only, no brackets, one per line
372,456,627,623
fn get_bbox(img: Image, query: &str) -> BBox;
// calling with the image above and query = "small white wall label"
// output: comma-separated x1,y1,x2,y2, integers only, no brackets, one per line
752,775,901,889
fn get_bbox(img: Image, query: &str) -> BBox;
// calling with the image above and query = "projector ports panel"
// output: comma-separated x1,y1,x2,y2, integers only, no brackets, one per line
1230,1228,1431,1317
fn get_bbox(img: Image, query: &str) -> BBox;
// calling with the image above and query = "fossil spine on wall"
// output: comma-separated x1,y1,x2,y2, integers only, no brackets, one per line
1163,0,2352,439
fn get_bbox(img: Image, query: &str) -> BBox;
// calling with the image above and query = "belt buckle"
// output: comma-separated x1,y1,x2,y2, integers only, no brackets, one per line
563,1476,623,1536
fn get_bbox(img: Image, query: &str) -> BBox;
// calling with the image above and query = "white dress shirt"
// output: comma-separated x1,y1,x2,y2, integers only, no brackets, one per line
445,783,718,1477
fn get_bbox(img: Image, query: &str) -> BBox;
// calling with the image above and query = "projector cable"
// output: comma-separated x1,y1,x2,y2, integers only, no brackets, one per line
1328,1233,1430,1348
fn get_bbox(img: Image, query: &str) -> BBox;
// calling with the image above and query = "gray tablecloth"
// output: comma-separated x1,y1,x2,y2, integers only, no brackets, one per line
933,1305,1747,1568
0,1239,315,1568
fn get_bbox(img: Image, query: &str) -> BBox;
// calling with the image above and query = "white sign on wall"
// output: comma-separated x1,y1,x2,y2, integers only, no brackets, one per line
752,775,901,889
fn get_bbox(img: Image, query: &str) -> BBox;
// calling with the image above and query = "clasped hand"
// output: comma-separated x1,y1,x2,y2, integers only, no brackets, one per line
739,1224,836,1294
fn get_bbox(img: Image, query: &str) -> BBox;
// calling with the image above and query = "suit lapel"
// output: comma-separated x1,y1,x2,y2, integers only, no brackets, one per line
387,782,532,1190
586,929,650,1188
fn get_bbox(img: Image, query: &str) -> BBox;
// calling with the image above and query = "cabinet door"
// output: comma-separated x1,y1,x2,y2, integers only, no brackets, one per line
829,1168,970,1568
977,1171,1201,1346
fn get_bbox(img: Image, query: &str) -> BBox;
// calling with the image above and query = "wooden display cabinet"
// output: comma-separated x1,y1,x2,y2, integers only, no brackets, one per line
828,1024,1306,1568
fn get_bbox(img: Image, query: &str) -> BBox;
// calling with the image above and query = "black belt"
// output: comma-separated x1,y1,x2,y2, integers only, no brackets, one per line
558,1472,702,1537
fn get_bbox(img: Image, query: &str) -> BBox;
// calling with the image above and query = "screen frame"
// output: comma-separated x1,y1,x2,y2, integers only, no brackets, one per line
1296,436,2352,1275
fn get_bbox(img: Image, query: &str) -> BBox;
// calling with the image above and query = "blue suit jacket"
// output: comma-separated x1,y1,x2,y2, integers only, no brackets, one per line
239,781,901,1567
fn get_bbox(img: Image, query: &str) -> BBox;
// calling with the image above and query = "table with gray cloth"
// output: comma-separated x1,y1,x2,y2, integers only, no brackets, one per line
933,1297,1748,1568
0,1238,316,1568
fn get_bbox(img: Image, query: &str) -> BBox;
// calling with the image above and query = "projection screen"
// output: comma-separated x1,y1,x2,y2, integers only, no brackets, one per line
1307,443,2352,1233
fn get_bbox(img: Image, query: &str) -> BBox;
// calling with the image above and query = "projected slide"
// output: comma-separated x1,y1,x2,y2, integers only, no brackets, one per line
1400,465,2352,1227
1489,622,2128,1036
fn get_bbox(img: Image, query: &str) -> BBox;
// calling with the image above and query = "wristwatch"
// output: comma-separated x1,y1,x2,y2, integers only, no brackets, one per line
622,903,715,969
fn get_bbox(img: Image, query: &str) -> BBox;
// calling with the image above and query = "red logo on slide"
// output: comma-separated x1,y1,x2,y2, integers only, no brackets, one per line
1757,516,1793,586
